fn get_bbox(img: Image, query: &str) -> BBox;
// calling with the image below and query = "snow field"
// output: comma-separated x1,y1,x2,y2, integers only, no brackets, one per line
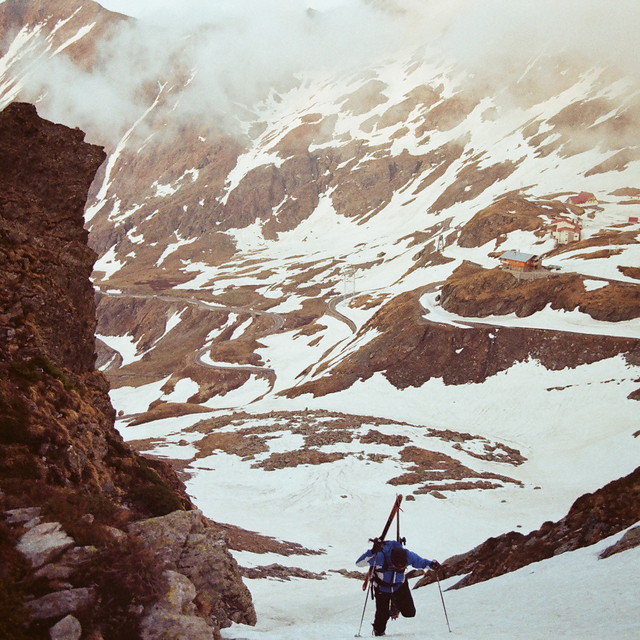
113,351,640,541
220,532,640,640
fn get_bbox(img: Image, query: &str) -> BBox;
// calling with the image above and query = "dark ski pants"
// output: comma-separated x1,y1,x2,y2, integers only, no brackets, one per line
373,581,416,635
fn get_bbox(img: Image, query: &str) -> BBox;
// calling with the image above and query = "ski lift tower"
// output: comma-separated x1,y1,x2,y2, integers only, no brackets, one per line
343,265,359,296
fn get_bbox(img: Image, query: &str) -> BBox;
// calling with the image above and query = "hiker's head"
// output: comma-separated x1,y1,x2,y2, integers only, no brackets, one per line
390,547,407,569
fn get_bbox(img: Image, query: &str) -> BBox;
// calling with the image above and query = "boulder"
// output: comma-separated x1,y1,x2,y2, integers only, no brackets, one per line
27,588,95,621
161,570,198,614
5,507,42,528
130,510,256,631
141,570,214,640
34,545,97,580
141,611,215,640
129,509,199,567
177,529,257,628
17,522,75,568
50,614,82,640
599,525,640,559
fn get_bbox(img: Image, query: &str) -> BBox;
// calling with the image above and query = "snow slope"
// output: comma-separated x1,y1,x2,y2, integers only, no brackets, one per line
226,535,640,640
105,52,640,635
113,340,640,638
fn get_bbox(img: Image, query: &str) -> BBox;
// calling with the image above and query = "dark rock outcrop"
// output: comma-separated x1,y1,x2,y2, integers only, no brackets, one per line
415,465,640,590
0,102,254,640
599,524,640,559
0,101,190,511
0,101,106,374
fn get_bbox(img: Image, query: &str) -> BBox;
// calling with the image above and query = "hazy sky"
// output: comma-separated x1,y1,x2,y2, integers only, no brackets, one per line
94,0,640,71
98,0,351,19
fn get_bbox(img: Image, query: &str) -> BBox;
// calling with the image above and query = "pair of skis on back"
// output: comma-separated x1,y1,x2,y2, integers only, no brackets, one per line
356,494,404,637
362,493,404,593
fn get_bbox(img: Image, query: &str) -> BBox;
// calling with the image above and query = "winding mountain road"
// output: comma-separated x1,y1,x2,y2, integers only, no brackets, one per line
98,286,281,379
326,294,357,333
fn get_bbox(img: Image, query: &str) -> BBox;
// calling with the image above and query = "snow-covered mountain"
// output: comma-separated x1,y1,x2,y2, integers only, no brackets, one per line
1,1,639,637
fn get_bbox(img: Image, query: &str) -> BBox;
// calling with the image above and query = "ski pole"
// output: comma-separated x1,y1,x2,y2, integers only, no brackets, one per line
435,570,452,633
356,573,373,637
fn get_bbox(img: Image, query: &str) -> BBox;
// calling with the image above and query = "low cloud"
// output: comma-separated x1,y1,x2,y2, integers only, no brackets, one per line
17,0,418,141
436,0,640,75
9,0,640,145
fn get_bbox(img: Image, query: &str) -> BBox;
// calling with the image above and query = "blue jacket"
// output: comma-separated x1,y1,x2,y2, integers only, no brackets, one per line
356,540,433,593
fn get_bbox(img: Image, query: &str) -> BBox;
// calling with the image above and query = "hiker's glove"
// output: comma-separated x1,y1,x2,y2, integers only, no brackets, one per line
371,538,384,554
430,560,441,570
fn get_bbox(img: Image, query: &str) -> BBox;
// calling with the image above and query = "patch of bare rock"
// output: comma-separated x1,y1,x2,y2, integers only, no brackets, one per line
599,524,640,559
415,465,640,591
217,522,324,557
150,410,526,497
241,564,327,581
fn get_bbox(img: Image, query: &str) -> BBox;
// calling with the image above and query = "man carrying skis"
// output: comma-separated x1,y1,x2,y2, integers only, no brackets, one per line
356,538,439,636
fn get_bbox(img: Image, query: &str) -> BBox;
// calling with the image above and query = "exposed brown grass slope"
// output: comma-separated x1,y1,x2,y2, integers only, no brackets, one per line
440,261,640,321
284,281,640,398
457,195,559,248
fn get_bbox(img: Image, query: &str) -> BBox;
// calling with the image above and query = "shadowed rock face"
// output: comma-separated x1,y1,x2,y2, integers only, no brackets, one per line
0,102,255,639
0,102,126,497
0,101,194,508
0,101,106,374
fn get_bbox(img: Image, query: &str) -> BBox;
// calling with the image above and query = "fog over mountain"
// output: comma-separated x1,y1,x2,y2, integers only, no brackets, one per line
6,0,640,142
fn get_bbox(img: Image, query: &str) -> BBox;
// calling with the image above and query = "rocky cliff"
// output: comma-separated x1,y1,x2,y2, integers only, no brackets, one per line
415,464,640,590
0,102,255,640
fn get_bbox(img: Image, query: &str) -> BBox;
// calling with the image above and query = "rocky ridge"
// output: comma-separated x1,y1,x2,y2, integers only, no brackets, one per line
0,102,255,640
415,465,640,590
